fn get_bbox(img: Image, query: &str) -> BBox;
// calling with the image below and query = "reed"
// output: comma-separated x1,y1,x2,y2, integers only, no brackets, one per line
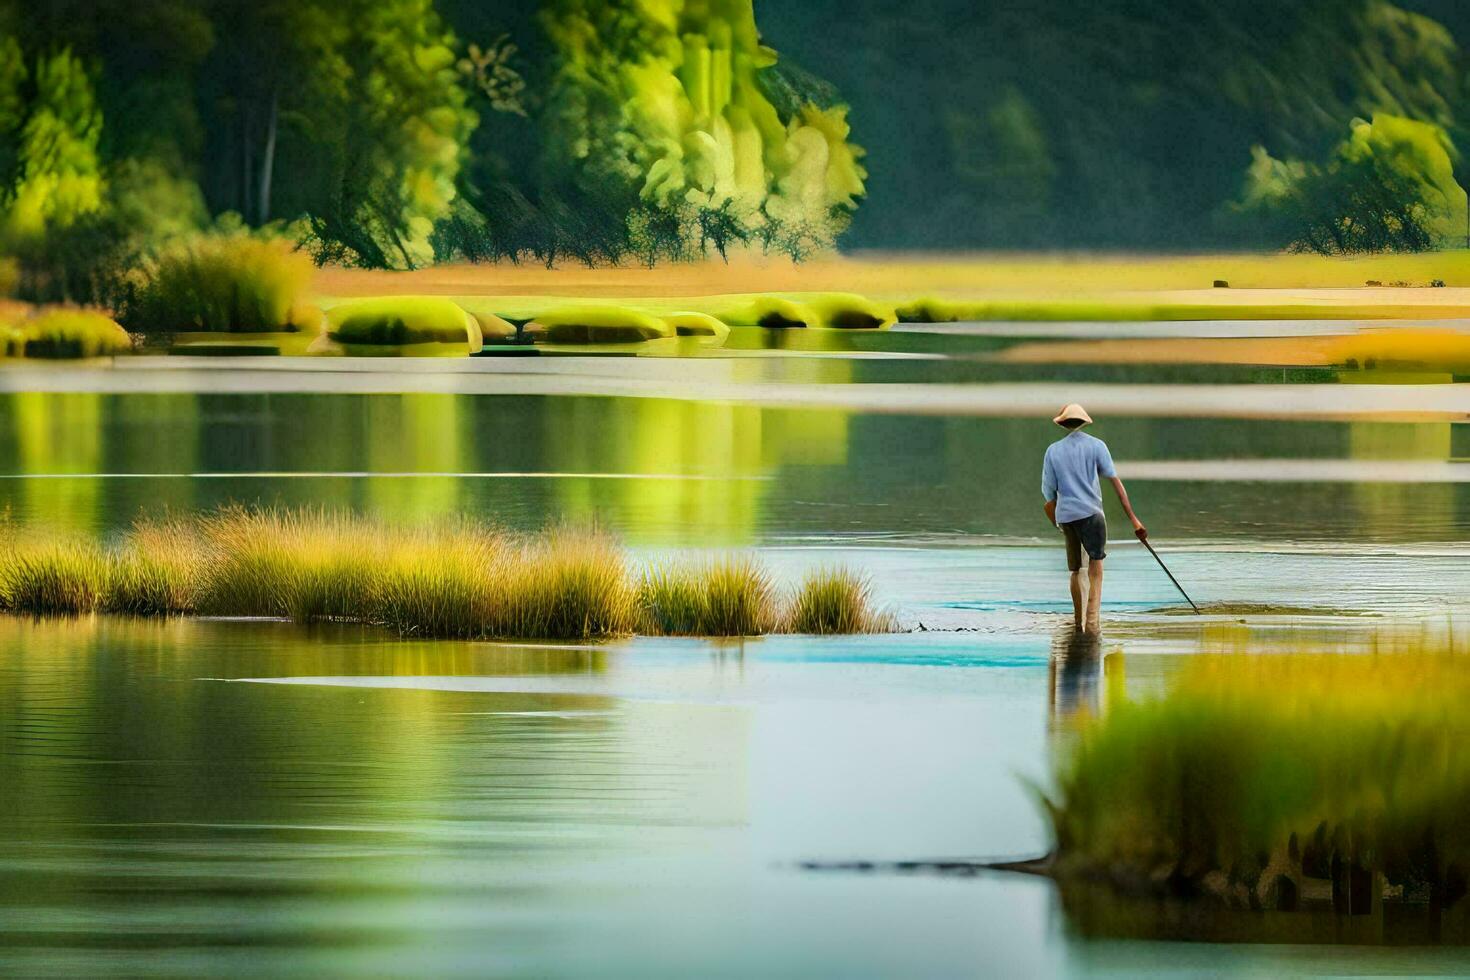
106,520,205,615
0,509,893,638
0,536,111,614
640,556,775,636
785,566,894,634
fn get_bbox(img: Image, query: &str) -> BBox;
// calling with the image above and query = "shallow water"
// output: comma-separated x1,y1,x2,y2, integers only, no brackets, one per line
3,323,1470,974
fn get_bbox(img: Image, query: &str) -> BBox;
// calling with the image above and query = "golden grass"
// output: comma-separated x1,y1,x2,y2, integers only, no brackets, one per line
639,556,776,636
0,509,890,638
311,251,1470,297
996,326,1470,374
785,566,897,634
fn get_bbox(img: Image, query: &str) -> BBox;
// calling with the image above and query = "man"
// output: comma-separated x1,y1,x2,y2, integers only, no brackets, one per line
1041,404,1146,633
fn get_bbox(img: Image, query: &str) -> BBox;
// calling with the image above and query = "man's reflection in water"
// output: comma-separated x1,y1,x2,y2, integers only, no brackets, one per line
1048,625,1113,732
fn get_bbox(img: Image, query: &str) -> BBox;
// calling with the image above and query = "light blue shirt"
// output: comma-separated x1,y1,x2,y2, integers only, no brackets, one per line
1042,431,1117,524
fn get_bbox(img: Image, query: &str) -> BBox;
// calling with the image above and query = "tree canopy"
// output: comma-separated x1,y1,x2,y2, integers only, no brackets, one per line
3,0,1470,295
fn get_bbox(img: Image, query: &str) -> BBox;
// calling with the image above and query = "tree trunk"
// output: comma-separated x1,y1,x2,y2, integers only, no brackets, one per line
240,103,255,220
257,87,279,226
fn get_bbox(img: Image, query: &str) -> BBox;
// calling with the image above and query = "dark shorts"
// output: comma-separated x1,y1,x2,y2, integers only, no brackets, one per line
1061,514,1108,571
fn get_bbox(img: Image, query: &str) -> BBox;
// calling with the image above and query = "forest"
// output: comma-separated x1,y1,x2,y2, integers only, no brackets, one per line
2,0,1469,306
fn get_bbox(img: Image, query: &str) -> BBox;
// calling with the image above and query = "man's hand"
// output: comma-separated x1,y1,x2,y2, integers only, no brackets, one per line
1133,522,1148,541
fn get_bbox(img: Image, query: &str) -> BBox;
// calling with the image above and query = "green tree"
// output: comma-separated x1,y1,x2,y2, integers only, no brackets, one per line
301,0,476,269
1239,114,1467,254
533,0,865,260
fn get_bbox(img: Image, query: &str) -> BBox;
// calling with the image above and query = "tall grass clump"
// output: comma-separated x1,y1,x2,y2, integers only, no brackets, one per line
640,557,775,636
0,536,111,614
1048,652,1470,902
372,526,504,638
493,529,639,640
122,234,314,336
106,520,205,614
785,566,894,634
0,510,895,638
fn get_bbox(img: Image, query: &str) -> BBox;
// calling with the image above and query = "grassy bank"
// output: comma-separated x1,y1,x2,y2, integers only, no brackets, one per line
0,510,895,640
1047,651,1470,911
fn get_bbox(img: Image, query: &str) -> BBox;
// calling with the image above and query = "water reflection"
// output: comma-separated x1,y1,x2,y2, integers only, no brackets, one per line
1,392,1469,545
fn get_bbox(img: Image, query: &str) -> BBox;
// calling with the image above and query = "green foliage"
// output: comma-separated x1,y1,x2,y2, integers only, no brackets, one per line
1048,653,1470,892
327,297,477,345
302,0,477,269
1240,114,1468,254
3,308,132,358
121,234,314,334
536,0,865,258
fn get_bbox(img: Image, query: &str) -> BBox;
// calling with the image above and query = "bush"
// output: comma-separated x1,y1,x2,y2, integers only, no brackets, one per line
529,305,673,344
327,297,480,347
10,309,132,358
122,235,314,335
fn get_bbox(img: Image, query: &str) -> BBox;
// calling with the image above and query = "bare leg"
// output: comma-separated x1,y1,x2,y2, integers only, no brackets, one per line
1086,559,1104,633
1069,569,1085,630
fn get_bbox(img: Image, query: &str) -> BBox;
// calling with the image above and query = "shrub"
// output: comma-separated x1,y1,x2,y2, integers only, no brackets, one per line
529,305,673,344
786,566,894,634
327,297,480,347
122,235,314,335
12,309,132,358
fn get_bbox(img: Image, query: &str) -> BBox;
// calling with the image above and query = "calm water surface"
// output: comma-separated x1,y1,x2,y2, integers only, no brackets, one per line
3,329,1470,974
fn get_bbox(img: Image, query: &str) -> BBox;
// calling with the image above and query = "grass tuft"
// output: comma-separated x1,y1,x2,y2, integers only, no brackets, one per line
107,520,204,614
785,566,895,634
0,536,111,614
0,510,893,637
1048,651,1470,895
640,556,775,636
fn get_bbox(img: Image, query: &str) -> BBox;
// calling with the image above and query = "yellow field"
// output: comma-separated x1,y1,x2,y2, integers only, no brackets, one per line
312,250,1470,323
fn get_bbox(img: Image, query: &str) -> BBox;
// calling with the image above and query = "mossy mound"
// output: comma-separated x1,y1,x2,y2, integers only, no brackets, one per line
471,311,518,344
327,298,481,352
529,306,674,344
711,294,892,330
5,310,132,358
804,293,896,330
717,296,819,329
662,311,731,339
